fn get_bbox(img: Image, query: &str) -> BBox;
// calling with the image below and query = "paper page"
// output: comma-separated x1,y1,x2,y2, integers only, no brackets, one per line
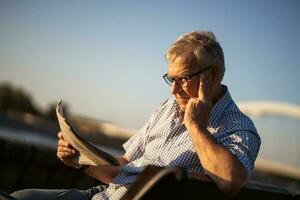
56,100,119,166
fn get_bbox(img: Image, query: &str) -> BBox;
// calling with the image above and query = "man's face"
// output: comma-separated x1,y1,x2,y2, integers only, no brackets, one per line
167,55,206,112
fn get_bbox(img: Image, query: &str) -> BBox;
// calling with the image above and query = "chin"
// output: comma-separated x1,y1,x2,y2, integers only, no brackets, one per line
175,99,188,112
178,104,186,112
176,99,187,112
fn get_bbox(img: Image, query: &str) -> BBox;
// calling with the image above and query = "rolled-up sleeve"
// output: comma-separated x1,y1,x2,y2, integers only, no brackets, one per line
218,130,261,175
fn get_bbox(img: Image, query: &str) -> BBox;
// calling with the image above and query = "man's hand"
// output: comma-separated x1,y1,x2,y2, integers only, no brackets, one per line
184,75,213,130
57,131,82,169
183,75,248,195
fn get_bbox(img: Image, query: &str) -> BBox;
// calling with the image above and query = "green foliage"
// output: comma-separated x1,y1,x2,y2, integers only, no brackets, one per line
0,82,71,121
0,83,39,114
44,102,69,121
44,102,57,121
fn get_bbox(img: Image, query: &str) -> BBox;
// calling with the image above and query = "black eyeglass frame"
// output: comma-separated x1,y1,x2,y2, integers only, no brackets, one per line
163,66,212,86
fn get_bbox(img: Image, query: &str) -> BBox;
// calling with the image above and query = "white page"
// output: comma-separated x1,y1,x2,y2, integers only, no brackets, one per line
56,100,119,166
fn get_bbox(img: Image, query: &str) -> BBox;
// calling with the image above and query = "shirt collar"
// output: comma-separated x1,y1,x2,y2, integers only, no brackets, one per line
172,85,232,126
209,85,232,128
173,99,184,124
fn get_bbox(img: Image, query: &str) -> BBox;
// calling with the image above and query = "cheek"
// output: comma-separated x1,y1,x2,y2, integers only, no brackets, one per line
184,86,198,98
182,79,200,98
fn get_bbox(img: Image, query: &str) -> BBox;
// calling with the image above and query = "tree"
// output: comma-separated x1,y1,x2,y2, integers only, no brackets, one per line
44,102,69,121
0,83,39,114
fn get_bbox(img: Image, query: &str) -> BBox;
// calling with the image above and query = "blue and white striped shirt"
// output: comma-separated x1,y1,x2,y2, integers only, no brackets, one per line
92,86,261,200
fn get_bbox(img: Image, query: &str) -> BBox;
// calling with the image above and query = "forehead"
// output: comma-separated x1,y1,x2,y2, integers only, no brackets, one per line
167,55,198,77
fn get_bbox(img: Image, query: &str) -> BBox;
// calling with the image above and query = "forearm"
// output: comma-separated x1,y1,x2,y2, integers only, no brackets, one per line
188,124,247,195
84,155,129,184
84,165,120,184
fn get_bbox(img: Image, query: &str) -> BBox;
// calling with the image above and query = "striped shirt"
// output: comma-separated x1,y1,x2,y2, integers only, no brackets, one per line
92,85,261,200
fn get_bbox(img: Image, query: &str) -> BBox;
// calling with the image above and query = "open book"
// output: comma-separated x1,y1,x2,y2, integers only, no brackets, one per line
56,100,120,167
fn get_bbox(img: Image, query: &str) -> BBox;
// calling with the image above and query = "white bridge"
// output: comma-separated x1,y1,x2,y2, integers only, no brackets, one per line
237,101,300,180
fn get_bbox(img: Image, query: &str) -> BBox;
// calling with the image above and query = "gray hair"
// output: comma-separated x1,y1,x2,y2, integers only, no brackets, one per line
165,31,225,81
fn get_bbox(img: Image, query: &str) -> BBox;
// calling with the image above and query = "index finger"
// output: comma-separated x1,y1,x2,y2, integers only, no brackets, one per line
198,74,212,103
58,138,73,148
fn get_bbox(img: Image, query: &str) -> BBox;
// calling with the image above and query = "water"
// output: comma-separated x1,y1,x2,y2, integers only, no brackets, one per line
0,126,57,149
0,126,123,156
1,114,299,167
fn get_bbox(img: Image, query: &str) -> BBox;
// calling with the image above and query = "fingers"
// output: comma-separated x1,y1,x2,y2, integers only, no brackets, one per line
57,131,64,139
57,139,77,157
57,145,76,154
56,131,82,169
58,138,72,148
57,146,77,159
198,74,212,103
57,131,77,159
57,131,76,151
56,147,78,167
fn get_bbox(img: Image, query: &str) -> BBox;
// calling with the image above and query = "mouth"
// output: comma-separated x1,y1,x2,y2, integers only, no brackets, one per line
176,96,189,100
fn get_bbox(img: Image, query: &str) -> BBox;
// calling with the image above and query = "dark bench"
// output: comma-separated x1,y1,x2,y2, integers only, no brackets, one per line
121,166,298,200
1,133,299,200
0,134,99,193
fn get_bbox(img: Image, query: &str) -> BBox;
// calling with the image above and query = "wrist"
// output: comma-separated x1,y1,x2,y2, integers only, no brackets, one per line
186,120,207,132
187,123,210,138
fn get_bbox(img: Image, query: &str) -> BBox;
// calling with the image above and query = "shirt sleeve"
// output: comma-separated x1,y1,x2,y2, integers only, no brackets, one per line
123,122,149,162
217,130,261,176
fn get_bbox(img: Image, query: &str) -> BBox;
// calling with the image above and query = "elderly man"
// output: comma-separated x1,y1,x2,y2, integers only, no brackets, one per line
11,31,260,200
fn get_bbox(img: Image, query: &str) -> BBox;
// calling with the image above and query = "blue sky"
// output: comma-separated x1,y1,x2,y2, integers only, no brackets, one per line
1,0,300,129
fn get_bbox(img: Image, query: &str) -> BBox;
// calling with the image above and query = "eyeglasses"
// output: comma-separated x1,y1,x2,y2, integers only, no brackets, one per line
163,66,212,87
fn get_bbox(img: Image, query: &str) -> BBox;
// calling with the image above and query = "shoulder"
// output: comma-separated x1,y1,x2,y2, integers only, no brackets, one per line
218,101,259,136
153,98,177,115
214,100,261,153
